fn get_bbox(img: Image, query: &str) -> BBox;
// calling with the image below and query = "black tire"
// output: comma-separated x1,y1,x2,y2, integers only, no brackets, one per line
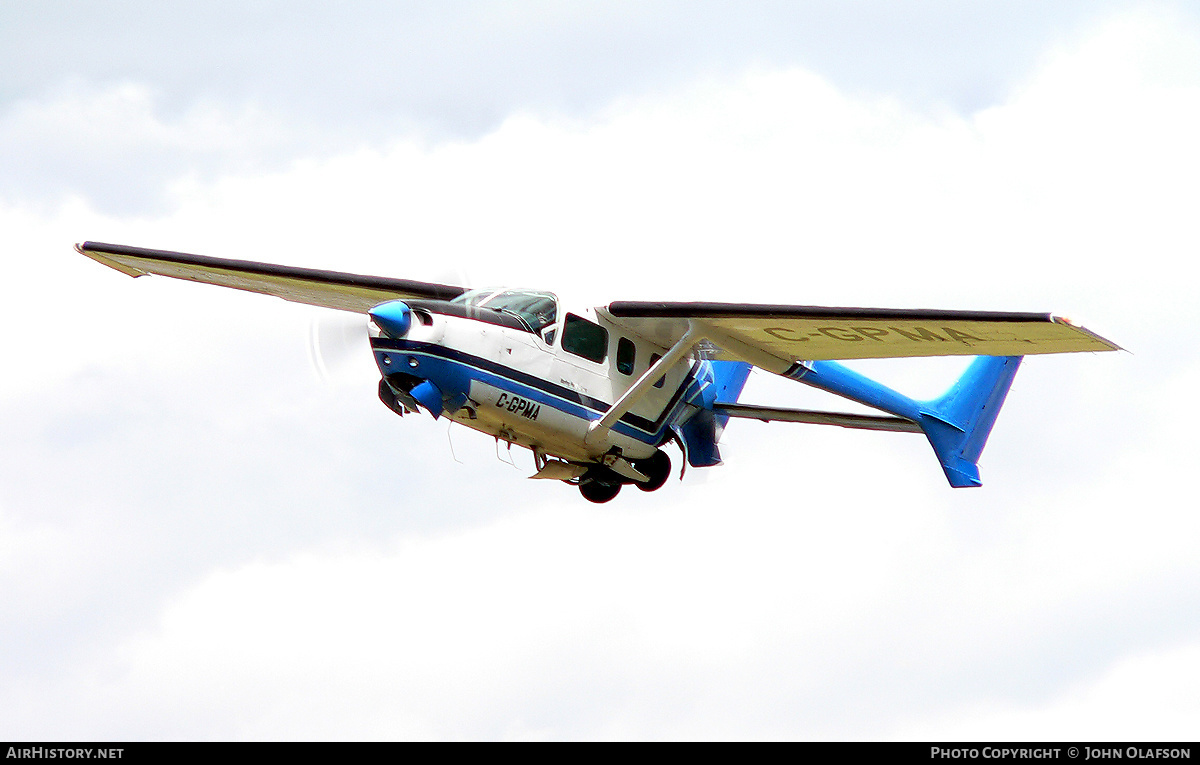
580,480,622,504
634,450,672,492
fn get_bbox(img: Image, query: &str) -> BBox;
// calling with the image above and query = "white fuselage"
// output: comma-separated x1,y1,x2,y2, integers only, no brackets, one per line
369,295,699,465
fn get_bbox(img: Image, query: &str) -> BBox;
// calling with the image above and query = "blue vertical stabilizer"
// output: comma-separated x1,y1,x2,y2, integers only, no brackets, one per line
788,356,1023,488
917,356,1022,487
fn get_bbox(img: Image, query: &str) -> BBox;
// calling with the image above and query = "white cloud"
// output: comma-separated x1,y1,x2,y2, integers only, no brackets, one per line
3,0,1162,169
0,81,309,212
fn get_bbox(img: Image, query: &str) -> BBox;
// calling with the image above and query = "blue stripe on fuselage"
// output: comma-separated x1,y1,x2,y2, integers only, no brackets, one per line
371,338,705,446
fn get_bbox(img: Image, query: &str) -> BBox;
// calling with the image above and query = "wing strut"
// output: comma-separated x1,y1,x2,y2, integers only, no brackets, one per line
585,323,704,447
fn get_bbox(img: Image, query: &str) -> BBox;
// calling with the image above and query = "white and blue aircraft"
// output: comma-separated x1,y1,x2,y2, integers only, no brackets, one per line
78,242,1120,503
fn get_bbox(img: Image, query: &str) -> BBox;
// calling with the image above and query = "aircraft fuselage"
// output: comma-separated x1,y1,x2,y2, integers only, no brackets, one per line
368,292,706,468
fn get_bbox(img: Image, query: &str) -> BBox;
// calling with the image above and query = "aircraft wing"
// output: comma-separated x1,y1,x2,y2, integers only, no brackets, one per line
77,242,465,313
602,301,1119,366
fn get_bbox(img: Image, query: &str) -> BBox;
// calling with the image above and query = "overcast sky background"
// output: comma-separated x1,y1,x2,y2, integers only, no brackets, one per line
2,1,1199,740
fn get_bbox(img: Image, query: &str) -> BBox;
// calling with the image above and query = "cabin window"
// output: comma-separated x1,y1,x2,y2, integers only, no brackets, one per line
562,313,608,363
648,353,665,388
616,337,635,376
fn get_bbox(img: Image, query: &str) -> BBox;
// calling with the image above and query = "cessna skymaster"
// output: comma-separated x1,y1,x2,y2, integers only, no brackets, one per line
77,242,1120,503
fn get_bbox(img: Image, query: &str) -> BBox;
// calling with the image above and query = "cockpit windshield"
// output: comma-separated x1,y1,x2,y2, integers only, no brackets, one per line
450,288,498,308
485,290,558,332
450,288,558,333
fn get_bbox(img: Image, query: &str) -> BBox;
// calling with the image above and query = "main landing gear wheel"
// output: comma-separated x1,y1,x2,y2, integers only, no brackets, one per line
634,450,672,493
579,479,622,504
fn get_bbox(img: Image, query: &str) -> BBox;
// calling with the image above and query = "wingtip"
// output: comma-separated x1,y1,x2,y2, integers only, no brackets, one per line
1051,314,1123,353
75,242,148,278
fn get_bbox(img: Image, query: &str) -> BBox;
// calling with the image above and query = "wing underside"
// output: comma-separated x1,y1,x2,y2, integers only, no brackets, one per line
78,242,465,313
603,301,1119,365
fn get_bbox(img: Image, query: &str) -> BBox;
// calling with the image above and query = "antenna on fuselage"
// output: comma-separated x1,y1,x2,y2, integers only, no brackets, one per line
494,434,520,469
446,421,463,464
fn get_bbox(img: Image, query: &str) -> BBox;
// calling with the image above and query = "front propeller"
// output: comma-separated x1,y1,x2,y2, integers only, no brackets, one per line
307,312,372,387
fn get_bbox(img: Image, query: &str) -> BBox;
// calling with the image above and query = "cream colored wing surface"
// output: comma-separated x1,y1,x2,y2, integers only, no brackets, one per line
603,301,1120,366
78,242,465,313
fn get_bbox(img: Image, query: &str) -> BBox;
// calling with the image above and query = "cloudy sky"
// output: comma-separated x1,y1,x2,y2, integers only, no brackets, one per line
2,1,1199,740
